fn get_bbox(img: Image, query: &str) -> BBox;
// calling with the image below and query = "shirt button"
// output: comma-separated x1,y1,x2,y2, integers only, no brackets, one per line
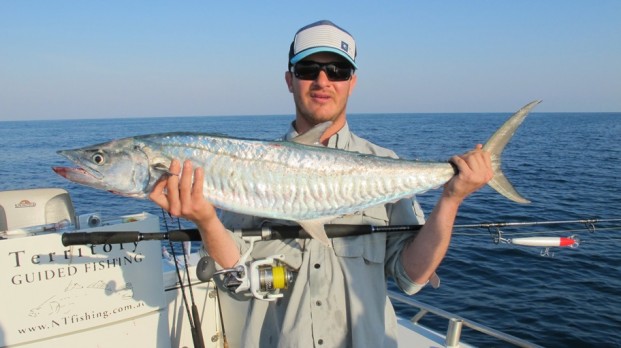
314,263,321,269
316,300,322,306
318,339,324,345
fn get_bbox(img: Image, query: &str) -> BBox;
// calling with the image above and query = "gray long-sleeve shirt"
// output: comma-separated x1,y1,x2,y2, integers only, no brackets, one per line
210,122,427,347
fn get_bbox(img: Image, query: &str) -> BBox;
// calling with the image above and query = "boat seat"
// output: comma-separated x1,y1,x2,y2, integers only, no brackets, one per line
0,188,76,231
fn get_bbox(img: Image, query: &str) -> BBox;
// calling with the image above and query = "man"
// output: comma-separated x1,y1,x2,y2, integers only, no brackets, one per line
150,20,492,348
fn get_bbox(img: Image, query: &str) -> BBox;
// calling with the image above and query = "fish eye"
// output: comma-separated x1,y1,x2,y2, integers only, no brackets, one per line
92,152,105,165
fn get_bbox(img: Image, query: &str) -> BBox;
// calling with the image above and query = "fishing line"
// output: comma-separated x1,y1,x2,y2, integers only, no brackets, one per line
177,218,206,348
162,210,204,348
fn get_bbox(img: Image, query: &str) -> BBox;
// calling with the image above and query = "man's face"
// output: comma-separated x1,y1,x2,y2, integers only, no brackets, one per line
286,52,357,135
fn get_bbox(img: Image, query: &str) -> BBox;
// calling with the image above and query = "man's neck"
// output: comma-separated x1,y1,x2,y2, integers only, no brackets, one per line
294,116,347,145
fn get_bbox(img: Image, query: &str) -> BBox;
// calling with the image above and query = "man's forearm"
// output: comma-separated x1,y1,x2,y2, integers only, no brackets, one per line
198,217,241,269
400,195,461,284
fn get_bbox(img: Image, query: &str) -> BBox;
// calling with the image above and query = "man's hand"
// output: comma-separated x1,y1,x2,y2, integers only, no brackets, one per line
444,144,493,204
149,159,217,224
149,159,240,268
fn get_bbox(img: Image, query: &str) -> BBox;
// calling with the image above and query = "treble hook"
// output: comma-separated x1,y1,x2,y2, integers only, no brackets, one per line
540,247,555,257
488,226,510,245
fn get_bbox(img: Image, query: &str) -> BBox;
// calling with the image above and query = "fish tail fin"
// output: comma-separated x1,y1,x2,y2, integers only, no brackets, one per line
483,100,541,204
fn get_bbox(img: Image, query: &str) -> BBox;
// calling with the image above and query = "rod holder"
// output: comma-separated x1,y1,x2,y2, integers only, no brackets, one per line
445,318,463,347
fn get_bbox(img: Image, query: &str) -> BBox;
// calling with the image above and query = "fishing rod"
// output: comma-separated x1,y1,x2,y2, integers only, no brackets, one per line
61,224,418,246
61,218,621,246
451,218,621,230
59,218,621,302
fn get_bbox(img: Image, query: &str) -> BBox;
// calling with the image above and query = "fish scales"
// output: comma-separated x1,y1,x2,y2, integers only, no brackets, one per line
146,134,455,220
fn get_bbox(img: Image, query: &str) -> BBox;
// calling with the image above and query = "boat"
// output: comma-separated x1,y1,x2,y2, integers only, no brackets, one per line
0,188,540,347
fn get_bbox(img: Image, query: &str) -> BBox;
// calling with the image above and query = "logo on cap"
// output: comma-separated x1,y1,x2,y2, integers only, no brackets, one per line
340,41,349,53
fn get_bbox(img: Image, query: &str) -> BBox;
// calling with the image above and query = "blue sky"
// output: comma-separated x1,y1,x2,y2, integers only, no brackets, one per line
1,1,619,121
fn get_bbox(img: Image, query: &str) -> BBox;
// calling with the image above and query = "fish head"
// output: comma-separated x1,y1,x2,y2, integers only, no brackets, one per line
53,138,153,198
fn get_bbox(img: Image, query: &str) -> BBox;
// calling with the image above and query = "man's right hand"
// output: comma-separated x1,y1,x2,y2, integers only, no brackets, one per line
149,159,218,224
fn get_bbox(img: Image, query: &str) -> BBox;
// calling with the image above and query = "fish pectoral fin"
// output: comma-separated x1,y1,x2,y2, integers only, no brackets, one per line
151,162,173,175
291,122,332,146
429,272,441,289
298,219,332,247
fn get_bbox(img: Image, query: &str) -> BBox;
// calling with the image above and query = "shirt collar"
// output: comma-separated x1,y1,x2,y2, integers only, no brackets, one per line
284,121,352,150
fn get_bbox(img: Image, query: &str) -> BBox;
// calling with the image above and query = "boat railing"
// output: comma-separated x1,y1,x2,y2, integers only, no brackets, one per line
388,290,543,348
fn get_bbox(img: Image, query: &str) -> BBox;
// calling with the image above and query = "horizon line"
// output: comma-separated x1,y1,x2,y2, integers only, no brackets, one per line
1,110,620,123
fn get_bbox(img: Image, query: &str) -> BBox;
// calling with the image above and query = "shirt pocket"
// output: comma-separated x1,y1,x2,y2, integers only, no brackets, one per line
332,205,388,263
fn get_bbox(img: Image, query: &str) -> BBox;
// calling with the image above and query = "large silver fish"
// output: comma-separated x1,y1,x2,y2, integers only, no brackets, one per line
53,100,540,245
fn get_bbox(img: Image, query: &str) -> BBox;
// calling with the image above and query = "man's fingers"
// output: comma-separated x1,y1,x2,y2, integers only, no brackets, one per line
149,160,180,210
167,160,182,216
192,167,205,200
149,178,170,210
449,155,468,174
179,160,195,207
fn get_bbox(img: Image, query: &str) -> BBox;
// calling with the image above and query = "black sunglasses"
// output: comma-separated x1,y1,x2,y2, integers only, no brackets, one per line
292,61,354,81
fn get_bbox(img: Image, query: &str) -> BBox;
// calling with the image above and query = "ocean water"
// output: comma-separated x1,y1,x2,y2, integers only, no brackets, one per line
1,111,620,347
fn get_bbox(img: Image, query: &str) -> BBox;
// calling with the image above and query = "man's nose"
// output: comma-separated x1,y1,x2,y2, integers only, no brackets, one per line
313,70,330,85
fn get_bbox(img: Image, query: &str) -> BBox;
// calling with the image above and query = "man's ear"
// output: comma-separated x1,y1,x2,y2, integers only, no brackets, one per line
348,73,357,96
285,71,294,93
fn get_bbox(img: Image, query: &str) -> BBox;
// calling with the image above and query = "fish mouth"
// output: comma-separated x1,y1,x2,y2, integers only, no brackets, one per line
52,166,103,185
53,150,104,184
52,166,146,198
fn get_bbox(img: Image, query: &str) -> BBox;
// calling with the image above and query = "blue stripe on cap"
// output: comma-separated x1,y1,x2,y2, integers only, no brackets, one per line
290,47,358,69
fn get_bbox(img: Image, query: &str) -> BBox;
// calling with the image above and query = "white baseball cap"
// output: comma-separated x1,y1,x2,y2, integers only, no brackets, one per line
289,20,357,69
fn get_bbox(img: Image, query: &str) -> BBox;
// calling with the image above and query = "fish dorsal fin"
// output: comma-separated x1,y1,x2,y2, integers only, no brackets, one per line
291,122,332,146
298,219,332,247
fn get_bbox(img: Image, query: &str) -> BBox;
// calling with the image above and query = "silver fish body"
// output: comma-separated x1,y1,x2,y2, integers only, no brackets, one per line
54,100,540,245
56,132,454,218
153,134,455,220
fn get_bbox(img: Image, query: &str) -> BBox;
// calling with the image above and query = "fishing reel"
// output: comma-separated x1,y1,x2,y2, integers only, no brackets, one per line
196,237,295,301
215,255,294,300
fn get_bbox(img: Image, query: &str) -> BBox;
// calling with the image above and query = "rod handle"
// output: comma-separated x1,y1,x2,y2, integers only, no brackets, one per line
62,231,141,246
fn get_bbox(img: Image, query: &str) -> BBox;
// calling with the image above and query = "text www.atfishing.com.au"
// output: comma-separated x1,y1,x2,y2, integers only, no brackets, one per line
17,301,146,335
